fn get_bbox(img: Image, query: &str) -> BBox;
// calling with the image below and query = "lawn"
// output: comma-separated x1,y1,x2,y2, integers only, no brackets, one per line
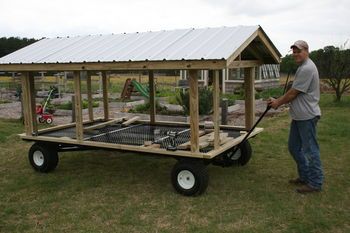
0,94,349,232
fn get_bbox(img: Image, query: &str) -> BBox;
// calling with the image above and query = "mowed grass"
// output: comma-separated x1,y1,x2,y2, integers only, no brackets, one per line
0,94,349,232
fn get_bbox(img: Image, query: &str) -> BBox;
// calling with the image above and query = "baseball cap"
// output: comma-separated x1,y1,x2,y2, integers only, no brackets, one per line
290,40,309,50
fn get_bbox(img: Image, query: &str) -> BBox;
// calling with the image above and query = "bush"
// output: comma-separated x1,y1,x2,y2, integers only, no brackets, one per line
175,87,213,115
129,100,168,114
55,100,99,110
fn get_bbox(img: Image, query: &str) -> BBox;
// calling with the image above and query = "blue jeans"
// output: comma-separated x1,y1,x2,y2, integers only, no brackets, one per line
288,117,324,189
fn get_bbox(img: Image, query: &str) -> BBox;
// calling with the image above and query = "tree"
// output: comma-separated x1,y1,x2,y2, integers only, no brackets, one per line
310,46,350,102
280,54,298,74
0,37,38,58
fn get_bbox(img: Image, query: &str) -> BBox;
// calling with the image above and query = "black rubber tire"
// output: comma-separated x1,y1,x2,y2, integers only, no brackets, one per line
38,117,45,123
171,160,209,196
28,143,59,172
213,140,252,167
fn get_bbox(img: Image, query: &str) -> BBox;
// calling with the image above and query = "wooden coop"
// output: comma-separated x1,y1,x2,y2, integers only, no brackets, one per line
0,25,281,196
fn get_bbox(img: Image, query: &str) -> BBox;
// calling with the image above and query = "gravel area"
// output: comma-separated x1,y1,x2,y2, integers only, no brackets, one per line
0,99,285,126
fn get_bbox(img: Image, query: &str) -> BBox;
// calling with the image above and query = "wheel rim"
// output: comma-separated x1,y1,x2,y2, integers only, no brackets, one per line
228,148,241,160
177,170,195,190
46,118,52,124
33,151,44,166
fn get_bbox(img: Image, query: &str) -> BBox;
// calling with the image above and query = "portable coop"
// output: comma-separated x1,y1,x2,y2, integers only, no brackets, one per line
0,25,281,196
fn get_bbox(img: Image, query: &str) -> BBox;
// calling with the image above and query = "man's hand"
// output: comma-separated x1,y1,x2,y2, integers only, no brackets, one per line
267,88,300,110
268,97,280,110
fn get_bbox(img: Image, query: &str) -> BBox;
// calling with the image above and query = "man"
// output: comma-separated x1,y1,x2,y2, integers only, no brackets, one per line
268,40,324,194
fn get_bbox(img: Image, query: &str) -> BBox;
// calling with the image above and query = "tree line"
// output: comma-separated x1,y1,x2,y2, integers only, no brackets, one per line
0,37,38,58
280,45,350,102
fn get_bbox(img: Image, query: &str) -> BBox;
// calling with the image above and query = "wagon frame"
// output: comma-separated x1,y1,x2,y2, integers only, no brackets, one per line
0,25,281,196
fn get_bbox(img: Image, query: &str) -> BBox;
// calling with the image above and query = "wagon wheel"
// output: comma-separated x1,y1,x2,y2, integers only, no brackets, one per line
223,140,252,166
38,116,45,123
171,159,209,196
46,117,53,124
28,143,59,172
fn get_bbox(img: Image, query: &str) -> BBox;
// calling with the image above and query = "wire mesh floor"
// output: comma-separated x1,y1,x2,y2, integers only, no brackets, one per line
39,122,242,153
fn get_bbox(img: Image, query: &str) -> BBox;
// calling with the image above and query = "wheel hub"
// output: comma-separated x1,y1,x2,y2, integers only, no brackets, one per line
33,151,44,166
177,170,195,189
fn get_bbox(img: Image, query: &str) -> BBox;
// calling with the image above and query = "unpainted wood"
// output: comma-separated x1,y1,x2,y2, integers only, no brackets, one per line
122,116,140,126
83,118,125,131
102,71,109,121
213,70,220,149
73,71,84,141
244,67,256,130
0,60,226,72
149,70,156,124
188,69,199,153
86,71,94,121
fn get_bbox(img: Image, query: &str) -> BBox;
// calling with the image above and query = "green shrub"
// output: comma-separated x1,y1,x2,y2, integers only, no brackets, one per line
175,87,213,115
129,100,167,114
55,100,99,110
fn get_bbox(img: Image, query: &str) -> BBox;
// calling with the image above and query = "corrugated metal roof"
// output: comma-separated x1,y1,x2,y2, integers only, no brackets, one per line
0,25,273,64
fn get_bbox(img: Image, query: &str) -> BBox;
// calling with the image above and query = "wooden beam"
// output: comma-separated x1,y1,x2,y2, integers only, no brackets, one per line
213,70,220,149
257,30,281,63
226,30,259,66
84,118,125,131
149,70,156,125
73,71,84,141
102,71,109,121
86,71,94,121
227,60,262,69
21,72,31,135
28,72,38,135
244,67,256,130
0,60,227,72
188,69,199,153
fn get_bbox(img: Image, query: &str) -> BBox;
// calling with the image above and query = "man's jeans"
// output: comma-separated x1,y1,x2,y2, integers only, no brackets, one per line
288,117,324,189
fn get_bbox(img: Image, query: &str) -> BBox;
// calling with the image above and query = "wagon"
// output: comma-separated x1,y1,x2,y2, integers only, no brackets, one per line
0,25,281,196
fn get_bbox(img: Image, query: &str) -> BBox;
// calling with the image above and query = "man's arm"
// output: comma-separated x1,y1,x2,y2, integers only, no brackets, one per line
268,88,300,109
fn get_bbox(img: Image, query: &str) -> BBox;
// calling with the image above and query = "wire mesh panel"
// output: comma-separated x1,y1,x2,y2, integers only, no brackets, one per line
39,122,243,154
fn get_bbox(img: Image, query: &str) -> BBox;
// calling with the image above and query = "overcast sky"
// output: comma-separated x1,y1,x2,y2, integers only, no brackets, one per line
0,0,349,56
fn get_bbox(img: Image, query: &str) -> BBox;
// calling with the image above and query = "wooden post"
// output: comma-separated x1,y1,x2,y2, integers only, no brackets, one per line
149,70,156,125
221,98,228,125
73,71,83,141
86,71,94,122
28,73,38,135
71,95,75,123
102,71,109,121
21,72,31,135
244,67,256,130
213,70,220,149
21,72,37,136
188,70,199,153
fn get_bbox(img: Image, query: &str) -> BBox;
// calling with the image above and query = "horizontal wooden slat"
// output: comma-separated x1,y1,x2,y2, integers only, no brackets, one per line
0,60,226,72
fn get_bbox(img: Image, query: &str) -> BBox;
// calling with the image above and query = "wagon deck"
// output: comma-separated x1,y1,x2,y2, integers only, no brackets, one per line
20,119,263,159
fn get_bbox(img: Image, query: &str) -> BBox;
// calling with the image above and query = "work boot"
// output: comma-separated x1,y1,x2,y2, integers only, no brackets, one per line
296,185,321,194
288,178,306,185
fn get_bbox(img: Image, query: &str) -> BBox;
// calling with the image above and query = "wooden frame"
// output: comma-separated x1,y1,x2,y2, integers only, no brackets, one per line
12,26,282,161
149,70,156,125
73,71,84,141
188,70,199,153
86,71,94,122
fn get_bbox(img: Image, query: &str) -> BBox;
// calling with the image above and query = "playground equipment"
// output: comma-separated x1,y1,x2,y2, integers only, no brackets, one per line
121,78,150,100
36,88,55,124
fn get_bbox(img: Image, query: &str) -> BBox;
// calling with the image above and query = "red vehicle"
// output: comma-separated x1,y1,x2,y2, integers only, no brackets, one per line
36,88,54,124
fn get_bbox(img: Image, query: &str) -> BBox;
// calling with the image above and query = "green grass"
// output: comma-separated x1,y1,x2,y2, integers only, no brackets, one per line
0,94,349,232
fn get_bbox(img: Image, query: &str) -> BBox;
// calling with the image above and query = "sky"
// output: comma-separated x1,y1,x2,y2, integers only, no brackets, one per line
0,0,349,56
